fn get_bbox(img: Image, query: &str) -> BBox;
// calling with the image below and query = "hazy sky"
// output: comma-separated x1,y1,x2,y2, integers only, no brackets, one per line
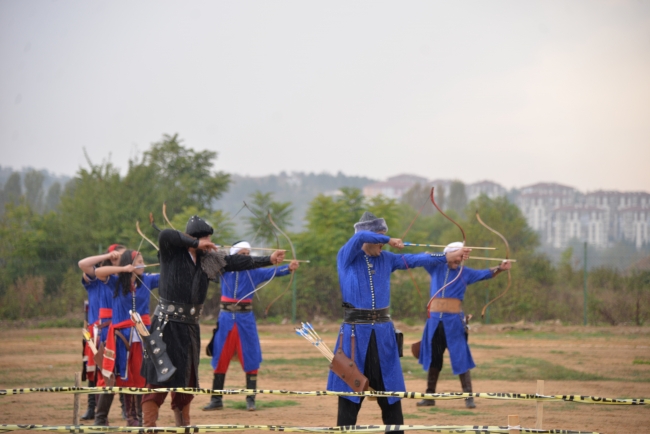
1,0,649,192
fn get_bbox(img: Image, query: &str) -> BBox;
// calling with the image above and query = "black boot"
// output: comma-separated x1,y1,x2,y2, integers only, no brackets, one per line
202,373,225,411
459,371,476,409
416,368,439,407
93,393,115,426
246,374,257,411
136,395,143,426
81,380,96,421
119,393,127,420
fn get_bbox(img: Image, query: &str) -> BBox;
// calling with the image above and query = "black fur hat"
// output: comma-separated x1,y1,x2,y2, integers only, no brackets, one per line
185,215,214,238
353,211,388,233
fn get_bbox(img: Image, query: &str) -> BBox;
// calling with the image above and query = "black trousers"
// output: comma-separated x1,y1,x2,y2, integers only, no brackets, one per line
429,321,468,371
337,330,404,434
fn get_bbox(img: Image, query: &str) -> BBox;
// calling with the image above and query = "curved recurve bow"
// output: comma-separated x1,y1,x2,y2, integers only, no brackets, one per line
234,204,280,306
149,212,162,233
476,211,511,318
426,187,467,310
162,202,176,230
264,211,296,317
136,220,159,251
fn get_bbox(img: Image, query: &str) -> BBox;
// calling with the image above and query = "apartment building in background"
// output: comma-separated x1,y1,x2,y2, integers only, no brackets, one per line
362,175,650,250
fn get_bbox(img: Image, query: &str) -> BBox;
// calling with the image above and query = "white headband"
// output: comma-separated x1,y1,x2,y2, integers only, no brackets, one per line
443,241,463,254
230,241,251,255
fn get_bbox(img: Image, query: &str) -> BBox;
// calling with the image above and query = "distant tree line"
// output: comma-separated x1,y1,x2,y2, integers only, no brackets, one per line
0,134,648,326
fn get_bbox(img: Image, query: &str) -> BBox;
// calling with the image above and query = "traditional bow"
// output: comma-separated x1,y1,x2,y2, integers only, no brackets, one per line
136,221,159,251
162,202,176,230
264,211,297,317
131,224,161,303
426,187,467,310
233,203,281,306
476,211,511,318
149,212,162,233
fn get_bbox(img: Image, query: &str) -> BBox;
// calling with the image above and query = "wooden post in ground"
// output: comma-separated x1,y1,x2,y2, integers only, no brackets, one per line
73,372,81,425
536,379,544,429
508,415,520,434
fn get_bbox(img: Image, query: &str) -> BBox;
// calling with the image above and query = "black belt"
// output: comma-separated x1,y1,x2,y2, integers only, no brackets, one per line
154,298,203,324
220,302,253,313
343,307,391,324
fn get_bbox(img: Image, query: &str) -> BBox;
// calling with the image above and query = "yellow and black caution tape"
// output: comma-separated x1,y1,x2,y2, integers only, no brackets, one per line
0,387,646,406
0,424,601,434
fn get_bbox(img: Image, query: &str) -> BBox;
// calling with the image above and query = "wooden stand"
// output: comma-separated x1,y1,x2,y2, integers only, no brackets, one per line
536,379,544,429
73,372,81,425
508,414,520,434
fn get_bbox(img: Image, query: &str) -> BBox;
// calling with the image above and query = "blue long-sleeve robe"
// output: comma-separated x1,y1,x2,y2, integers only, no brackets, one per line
109,273,160,379
82,276,103,326
418,264,492,375
326,231,448,404
85,276,116,343
210,265,291,373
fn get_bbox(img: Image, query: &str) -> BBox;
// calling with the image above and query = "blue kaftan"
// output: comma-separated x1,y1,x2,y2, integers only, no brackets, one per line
108,273,160,378
82,276,103,326
210,265,291,373
418,265,492,375
88,276,117,343
326,231,448,404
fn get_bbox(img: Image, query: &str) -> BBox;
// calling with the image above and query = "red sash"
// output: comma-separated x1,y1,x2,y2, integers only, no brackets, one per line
102,314,150,379
99,308,112,319
84,324,98,380
221,295,251,303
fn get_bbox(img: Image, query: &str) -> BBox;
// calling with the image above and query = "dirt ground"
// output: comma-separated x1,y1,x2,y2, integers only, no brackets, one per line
1,321,649,434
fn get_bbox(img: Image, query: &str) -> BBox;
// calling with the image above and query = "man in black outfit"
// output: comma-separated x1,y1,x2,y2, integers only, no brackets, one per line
141,215,286,426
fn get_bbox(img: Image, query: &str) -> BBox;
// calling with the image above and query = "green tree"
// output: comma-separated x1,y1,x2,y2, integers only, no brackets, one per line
401,184,435,217
627,270,650,326
0,134,233,320
137,133,230,214
56,134,232,260
447,180,467,215
0,202,68,299
0,172,22,214
295,188,368,267
242,191,293,247
44,181,63,212
24,169,45,213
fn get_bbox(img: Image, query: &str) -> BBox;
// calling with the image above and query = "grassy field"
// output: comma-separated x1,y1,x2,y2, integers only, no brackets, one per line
1,321,649,433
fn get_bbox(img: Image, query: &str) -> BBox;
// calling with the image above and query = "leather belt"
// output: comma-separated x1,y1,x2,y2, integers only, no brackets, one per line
428,298,462,313
154,298,203,324
97,320,112,329
220,302,253,313
343,307,391,324
114,330,129,347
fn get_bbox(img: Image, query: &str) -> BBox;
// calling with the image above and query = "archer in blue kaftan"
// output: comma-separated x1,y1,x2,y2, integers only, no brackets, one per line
326,230,449,405
81,276,114,384
210,265,292,374
203,256,296,412
418,266,492,376
108,273,160,382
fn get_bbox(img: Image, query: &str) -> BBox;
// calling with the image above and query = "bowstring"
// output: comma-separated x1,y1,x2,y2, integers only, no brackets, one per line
232,202,280,306
399,194,430,303
132,235,161,303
